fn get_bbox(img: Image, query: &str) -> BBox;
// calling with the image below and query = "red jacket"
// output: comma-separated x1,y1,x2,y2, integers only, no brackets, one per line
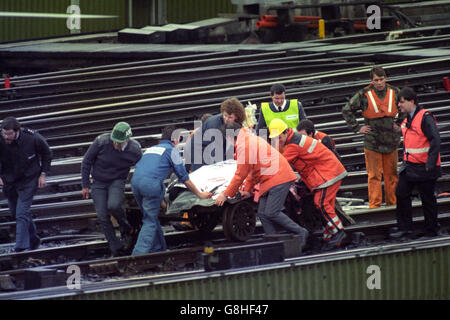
401,108,441,166
282,129,347,191
314,131,335,147
224,128,297,198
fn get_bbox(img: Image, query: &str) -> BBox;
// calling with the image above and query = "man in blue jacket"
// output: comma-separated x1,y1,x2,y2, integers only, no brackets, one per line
184,98,246,172
131,126,211,255
82,122,142,256
0,116,52,252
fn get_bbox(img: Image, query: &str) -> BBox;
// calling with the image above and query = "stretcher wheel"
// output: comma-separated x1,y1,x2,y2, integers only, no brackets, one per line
222,200,257,241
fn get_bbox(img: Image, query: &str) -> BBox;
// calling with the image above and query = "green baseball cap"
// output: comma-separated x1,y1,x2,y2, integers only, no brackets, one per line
110,122,132,143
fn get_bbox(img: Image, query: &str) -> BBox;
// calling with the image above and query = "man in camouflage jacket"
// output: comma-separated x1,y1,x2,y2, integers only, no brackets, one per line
342,66,406,208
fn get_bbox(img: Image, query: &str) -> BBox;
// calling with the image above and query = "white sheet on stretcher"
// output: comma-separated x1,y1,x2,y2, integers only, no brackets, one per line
174,159,237,200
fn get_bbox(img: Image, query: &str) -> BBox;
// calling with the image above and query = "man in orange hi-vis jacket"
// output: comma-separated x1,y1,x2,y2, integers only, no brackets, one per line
214,121,309,250
342,66,406,208
390,87,442,239
269,118,348,251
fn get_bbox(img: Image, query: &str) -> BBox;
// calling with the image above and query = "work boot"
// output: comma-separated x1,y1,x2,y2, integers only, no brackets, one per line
121,232,134,253
389,229,414,239
112,249,127,257
322,230,346,251
111,245,130,257
299,229,309,250
420,229,446,239
30,237,41,250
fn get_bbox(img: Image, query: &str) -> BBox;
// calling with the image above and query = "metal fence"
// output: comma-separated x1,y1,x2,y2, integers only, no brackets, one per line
167,0,236,24
0,0,127,42
59,241,449,300
0,0,236,43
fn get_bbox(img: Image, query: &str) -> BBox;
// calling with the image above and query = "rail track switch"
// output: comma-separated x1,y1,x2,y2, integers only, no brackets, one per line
203,241,284,271
0,275,16,291
88,261,120,275
0,226,11,243
263,234,302,257
24,267,66,290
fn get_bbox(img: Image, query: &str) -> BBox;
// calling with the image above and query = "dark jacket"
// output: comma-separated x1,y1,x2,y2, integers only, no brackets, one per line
184,113,233,172
0,128,52,184
81,133,142,188
400,105,441,181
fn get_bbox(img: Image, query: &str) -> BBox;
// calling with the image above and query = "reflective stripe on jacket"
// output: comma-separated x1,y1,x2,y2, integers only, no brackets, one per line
261,99,300,129
224,128,297,198
282,130,347,190
314,131,335,147
401,108,441,166
362,86,398,119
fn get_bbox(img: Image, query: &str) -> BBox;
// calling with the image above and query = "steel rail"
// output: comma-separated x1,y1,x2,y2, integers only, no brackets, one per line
6,50,267,83
13,31,448,84
341,162,450,186
38,130,450,174
20,94,450,147
0,53,441,110
339,175,450,199
13,52,361,86
0,212,98,243
1,223,449,299
0,52,378,110
14,66,449,124
1,64,448,135
0,169,448,239
0,199,94,220
1,60,374,99
13,75,449,141
0,224,254,274
4,90,447,152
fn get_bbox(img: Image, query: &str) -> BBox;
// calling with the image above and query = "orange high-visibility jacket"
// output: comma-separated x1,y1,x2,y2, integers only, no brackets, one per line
224,128,297,198
282,129,347,191
362,84,398,119
314,130,335,147
401,108,441,166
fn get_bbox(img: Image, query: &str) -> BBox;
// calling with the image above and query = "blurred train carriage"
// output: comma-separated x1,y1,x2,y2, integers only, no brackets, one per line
125,159,354,244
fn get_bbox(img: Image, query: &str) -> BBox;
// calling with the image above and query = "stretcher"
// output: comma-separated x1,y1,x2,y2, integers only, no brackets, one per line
164,160,257,241
125,160,354,242
163,160,354,241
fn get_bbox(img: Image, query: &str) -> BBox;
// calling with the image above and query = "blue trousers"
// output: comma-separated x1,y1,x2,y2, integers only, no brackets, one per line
4,177,40,250
91,179,130,254
131,177,167,255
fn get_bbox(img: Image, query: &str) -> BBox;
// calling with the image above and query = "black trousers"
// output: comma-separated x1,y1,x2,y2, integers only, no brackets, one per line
395,172,439,235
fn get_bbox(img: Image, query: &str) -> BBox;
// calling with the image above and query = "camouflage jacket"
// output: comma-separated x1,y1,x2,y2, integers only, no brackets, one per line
342,83,406,154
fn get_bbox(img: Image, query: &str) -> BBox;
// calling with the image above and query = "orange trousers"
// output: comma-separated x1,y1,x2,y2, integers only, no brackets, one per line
364,148,398,208
314,181,343,239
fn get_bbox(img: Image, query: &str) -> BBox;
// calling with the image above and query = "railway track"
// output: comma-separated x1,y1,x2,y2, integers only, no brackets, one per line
1,235,447,300
4,62,449,135
0,27,449,297
0,208,448,294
